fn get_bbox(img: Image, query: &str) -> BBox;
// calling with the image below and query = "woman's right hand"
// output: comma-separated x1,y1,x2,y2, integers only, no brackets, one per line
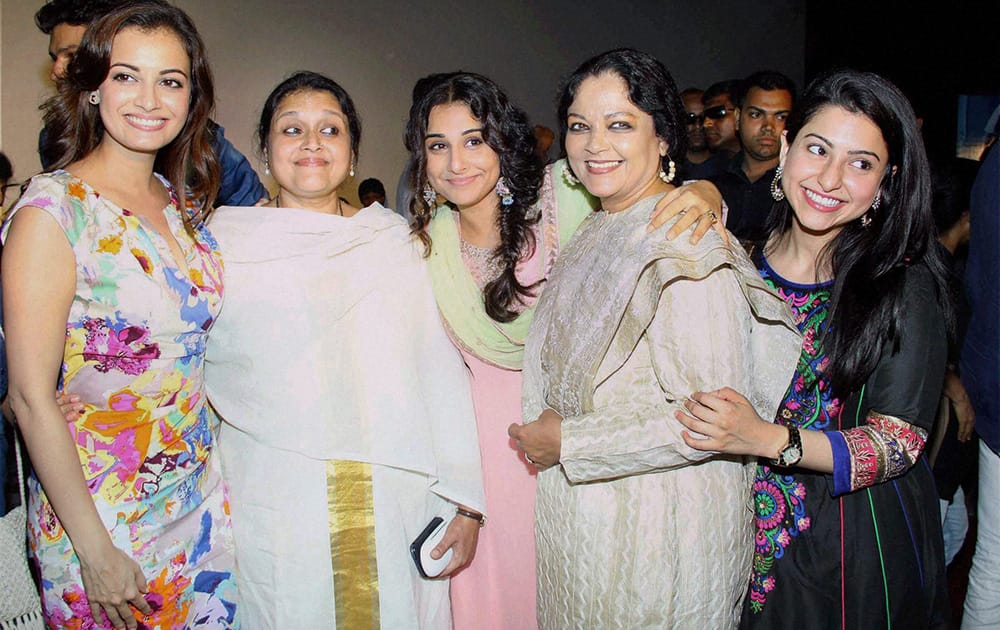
78,544,151,629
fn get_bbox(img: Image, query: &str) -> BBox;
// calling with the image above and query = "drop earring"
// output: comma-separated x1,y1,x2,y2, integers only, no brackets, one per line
770,165,785,201
349,162,356,178
422,185,437,207
658,158,676,184
562,164,580,186
495,177,514,206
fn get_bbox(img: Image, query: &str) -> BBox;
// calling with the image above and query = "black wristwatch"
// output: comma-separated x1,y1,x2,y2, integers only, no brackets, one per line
772,424,803,467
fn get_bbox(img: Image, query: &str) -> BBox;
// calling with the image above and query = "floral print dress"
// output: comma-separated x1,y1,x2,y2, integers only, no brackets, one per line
4,171,238,629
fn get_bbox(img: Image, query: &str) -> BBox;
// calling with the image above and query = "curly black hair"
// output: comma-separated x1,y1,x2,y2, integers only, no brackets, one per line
404,72,544,323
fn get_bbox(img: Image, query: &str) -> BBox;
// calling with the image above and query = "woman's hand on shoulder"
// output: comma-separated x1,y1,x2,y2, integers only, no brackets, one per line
433,507,482,578
649,180,728,245
675,387,782,457
77,543,151,629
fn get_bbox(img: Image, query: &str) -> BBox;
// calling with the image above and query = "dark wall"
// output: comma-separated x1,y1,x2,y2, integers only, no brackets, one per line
805,0,1000,162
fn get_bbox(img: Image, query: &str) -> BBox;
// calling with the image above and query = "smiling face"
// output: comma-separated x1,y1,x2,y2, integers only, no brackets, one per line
267,89,354,205
424,102,501,215
780,105,889,240
96,27,191,159
564,72,668,212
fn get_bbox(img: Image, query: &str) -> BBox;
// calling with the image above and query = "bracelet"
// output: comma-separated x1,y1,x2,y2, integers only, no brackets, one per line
455,507,486,528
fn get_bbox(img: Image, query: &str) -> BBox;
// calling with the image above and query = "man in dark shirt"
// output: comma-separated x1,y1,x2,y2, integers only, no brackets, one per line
711,71,795,242
34,0,267,206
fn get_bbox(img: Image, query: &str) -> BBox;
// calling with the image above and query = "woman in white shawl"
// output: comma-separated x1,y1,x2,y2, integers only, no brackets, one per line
205,71,485,629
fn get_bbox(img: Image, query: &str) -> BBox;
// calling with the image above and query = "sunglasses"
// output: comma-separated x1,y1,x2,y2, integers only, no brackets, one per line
703,105,734,120
684,112,705,125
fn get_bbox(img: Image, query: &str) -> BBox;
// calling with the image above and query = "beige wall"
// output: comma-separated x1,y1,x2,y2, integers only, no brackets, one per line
0,0,804,204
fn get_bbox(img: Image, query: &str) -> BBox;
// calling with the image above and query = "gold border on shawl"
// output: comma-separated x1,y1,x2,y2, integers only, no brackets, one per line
328,460,380,630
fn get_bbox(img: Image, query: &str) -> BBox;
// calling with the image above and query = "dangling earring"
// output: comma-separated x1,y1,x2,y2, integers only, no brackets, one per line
871,191,882,211
88,91,101,105
562,164,579,186
658,158,676,184
770,164,785,201
264,162,270,176
422,185,437,207
495,177,514,206
861,191,881,229
349,162,356,178
860,213,872,228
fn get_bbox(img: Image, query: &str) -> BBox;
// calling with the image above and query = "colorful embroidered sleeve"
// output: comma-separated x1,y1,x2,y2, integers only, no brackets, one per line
828,412,928,494
826,264,947,497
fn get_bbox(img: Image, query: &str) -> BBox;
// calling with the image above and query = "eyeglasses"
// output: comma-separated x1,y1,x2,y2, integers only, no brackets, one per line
703,105,734,120
684,112,706,125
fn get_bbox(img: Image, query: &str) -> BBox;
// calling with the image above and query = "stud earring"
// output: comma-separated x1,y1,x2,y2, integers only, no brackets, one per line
562,164,580,186
88,91,100,105
422,185,437,207
770,165,785,201
658,158,676,184
495,177,514,206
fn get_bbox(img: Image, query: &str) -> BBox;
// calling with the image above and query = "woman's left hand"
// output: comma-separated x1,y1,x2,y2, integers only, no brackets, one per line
649,180,728,244
675,388,779,457
508,409,563,469
432,508,481,578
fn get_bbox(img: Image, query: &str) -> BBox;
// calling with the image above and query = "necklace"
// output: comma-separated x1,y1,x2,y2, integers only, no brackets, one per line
275,192,343,215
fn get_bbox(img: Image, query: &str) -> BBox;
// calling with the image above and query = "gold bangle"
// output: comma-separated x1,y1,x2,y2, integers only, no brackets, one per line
455,507,486,528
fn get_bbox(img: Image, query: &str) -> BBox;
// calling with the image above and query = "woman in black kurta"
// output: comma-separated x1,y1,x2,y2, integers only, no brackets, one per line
678,70,952,628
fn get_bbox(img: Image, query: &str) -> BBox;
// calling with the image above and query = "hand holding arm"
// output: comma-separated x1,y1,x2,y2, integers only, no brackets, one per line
676,388,834,472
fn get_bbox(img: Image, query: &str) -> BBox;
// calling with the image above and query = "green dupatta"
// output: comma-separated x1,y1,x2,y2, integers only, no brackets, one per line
425,160,596,370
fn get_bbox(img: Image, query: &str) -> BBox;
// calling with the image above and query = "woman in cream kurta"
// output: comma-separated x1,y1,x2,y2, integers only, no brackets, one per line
516,49,801,629
206,202,485,629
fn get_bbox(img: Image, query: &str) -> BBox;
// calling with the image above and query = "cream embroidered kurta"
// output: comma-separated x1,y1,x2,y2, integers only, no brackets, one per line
206,203,485,629
522,194,800,630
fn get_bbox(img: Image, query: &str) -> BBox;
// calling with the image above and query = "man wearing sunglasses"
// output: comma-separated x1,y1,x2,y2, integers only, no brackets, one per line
701,80,742,159
680,88,718,180
710,71,796,242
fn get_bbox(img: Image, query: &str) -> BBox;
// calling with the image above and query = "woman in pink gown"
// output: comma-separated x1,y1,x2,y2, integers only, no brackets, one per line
403,72,724,629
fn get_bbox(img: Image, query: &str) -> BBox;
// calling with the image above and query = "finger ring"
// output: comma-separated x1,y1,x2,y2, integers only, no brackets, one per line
677,209,687,216
707,211,718,224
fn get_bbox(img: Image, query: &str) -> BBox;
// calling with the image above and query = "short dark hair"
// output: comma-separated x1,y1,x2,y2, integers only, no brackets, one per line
257,71,362,165
702,80,740,105
679,87,703,99
35,0,128,34
558,48,687,173
358,178,385,198
736,70,797,108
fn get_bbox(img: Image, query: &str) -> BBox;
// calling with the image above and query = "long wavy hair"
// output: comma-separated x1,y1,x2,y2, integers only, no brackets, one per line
557,48,687,180
42,0,219,222
405,72,544,323
768,69,953,393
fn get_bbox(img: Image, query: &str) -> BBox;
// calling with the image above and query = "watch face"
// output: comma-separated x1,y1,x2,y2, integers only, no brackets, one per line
784,446,802,464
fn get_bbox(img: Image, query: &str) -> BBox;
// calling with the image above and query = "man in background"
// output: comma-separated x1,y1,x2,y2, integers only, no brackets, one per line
711,71,795,242
358,178,387,208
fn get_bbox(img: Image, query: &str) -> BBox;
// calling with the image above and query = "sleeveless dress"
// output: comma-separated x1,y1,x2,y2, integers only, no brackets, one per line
4,171,238,629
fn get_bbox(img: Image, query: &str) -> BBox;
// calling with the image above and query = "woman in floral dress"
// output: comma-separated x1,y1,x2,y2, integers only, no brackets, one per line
2,3,237,628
